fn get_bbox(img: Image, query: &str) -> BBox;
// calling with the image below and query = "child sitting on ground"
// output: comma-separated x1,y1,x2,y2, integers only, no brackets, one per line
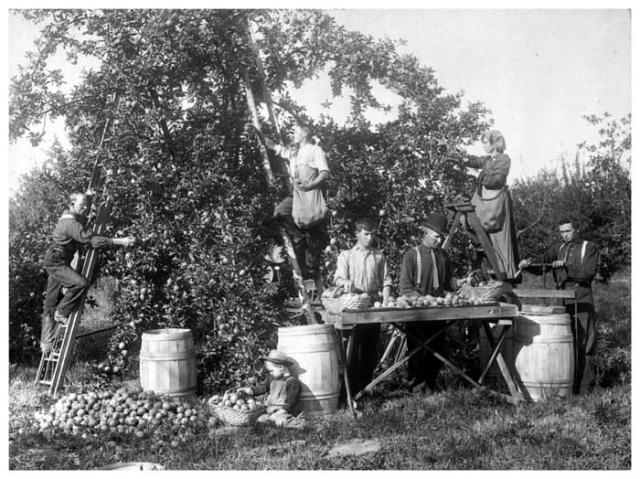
238,350,306,428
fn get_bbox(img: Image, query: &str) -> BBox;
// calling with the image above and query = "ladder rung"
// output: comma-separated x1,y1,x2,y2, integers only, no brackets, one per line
37,380,53,386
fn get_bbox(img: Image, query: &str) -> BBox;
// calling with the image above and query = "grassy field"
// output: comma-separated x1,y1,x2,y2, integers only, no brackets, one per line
8,272,631,470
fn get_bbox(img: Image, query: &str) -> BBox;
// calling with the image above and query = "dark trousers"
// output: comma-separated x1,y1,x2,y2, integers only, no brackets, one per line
348,323,381,394
566,298,597,394
40,265,88,347
404,321,446,390
274,197,328,279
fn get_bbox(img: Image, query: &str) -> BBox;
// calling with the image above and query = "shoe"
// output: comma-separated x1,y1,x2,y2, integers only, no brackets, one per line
53,311,68,325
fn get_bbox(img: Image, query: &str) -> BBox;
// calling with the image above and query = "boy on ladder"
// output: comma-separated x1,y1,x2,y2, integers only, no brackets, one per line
40,190,136,354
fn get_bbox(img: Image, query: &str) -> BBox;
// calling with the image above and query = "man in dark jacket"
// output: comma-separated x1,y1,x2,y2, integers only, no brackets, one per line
40,191,135,353
398,213,459,393
519,219,600,394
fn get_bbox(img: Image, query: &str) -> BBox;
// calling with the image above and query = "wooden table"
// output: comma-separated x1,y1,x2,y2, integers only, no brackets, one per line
322,302,522,406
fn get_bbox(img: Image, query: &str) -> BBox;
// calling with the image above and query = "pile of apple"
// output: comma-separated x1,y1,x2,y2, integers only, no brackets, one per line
207,390,265,412
34,388,210,437
373,292,485,309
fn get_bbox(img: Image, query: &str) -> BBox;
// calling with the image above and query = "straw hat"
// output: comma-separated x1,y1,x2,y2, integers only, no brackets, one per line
260,350,295,367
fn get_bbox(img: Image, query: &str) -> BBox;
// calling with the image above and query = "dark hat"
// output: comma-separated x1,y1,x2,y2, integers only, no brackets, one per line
424,213,448,237
260,350,295,367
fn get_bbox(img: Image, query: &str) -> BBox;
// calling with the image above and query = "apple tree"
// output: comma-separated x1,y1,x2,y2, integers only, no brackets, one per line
10,9,491,390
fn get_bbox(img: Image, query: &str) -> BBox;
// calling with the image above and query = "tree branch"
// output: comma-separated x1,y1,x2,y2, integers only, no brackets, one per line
516,211,545,240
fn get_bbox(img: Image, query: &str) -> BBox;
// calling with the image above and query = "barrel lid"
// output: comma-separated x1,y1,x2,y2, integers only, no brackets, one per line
520,304,567,314
278,324,336,335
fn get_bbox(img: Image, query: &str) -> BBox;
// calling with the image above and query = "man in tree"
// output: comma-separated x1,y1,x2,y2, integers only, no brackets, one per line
333,217,392,395
518,219,600,394
264,123,330,292
399,213,460,393
40,191,136,354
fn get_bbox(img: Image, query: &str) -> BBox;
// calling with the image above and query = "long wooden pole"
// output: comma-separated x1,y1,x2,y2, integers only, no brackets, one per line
242,20,316,325
244,75,275,188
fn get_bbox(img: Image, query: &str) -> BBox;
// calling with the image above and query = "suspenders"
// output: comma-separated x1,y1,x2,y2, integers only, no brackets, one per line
415,246,422,286
560,240,588,264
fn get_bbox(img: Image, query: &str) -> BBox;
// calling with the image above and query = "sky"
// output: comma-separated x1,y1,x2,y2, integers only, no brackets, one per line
5,6,632,192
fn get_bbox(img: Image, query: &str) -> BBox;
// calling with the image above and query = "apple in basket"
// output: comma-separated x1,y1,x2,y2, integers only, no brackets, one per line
208,391,264,411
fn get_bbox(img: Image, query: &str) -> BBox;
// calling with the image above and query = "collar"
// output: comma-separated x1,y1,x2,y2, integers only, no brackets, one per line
562,238,582,246
352,244,379,254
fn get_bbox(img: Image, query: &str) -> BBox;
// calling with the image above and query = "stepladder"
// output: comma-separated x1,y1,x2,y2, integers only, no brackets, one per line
35,200,112,397
442,202,506,280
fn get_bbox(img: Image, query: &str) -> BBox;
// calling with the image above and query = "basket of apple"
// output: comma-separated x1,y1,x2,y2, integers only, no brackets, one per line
207,389,266,426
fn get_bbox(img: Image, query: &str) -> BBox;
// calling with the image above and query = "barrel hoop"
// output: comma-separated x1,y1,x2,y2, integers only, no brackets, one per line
299,392,340,400
140,353,195,361
146,387,197,395
278,325,335,336
521,381,573,387
515,336,573,344
142,329,193,338
279,344,338,354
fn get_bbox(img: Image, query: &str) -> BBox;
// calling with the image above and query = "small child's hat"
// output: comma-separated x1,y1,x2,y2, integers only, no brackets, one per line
260,350,295,367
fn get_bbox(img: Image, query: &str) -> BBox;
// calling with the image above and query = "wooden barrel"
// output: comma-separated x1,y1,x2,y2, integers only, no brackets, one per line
514,313,574,401
277,324,341,416
479,323,515,384
139,328,197,397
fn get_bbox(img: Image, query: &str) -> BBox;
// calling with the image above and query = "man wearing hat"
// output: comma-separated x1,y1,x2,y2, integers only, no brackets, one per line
398,212,459,393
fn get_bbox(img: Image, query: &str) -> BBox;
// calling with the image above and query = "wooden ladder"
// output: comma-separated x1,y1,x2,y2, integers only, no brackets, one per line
35,200,112,397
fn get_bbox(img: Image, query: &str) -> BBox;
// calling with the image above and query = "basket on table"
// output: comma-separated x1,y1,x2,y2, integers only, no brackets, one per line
460,270,507,303
211,389,267,427
321,285,371,314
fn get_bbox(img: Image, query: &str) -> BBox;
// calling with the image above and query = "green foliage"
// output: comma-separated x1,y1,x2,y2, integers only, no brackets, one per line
9,9,489,390
511,114,631,276
8,145,71,363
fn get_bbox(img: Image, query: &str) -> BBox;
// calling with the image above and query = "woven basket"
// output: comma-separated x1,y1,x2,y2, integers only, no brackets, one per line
214,404,266,427
321,285,371,314
466,283,505,302
461,270,506,303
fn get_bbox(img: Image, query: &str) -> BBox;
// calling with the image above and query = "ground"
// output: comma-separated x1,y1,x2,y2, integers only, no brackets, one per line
8,271,630,470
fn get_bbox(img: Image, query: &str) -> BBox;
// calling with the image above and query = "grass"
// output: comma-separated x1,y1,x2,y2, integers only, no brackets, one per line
9,272,631,470
9,369,631,470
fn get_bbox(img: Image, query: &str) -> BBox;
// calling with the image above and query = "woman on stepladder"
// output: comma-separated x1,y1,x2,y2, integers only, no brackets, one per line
462,129,520,283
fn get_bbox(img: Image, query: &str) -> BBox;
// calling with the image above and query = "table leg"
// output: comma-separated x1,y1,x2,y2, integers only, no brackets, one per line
337,328,356,417
353,322,451,401
376,325,402,370
403,326,520,405
480,321,521,401
478,326,507,385
402,328,482,388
